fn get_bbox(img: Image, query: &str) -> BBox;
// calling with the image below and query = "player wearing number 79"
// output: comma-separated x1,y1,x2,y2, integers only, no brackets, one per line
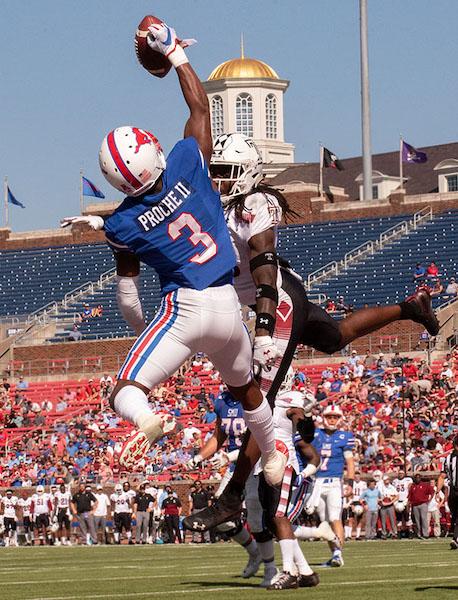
61,19,284,487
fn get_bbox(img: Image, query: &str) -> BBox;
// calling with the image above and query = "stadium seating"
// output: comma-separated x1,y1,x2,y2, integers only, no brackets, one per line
313,210,458,308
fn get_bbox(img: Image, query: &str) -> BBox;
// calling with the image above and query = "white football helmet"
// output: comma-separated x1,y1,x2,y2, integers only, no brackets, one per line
279,367,295,394
99,126,166,197
210,133,263,201
115,483,122,494
394,500,407,513
322,404,344,431
352,503,364,517
36,485,44,494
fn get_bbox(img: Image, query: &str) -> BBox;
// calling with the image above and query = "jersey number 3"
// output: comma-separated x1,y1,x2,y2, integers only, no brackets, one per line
168,213,217,264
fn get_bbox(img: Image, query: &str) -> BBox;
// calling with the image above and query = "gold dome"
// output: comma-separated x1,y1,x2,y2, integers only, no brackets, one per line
208,56,279,81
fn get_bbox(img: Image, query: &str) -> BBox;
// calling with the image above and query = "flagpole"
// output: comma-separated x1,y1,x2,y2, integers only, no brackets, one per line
319,143,324,198
4,176,8,228
80,170,84,215
399,135,404,191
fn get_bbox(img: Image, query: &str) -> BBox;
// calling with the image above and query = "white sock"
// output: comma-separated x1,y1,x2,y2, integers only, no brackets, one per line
294,525,318,540
345,526,352,538
356,527,361,538
232,529,258,556
257,539,276,569
279,539,296,574
114,532,119,542
292,539,313,576
243,398,275,454
127,531,132,540
113,384,152,428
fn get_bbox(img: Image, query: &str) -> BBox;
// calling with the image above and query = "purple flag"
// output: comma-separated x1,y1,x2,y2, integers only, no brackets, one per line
402,141,427,164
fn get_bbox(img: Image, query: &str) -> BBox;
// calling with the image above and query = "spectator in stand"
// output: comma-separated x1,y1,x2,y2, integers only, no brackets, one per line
68,323,83,342
440,362,454,380
408,474,434,539
99,374,114,400
56,397,68,412
425,261,439,279
376,353,388,370
445,277,458,296
17,376,29,390
325,298,336,313
429,279,443,297
1,377,11,392
335,295,353,314
347,349,360,368
315,384,327,402
191,374,201,387
182,421,201,447
202,405,217,425
413,263,426,281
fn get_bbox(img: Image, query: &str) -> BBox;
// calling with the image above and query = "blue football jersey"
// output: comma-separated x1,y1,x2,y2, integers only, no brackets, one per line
293,431,308,472
214,391,246,453
104,137,236,294
312,428,355,478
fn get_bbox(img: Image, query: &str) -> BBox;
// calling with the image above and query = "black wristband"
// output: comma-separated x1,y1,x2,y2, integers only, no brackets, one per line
255,312,276,336
249,251,277,273
255,284,278,304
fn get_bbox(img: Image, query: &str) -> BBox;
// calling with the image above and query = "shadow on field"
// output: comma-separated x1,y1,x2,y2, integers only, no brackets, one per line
182,580,260,589
416,586,458,592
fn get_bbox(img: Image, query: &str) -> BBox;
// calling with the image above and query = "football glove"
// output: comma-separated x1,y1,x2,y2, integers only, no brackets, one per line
147,22,196,68
253,335,281,374
60,215,105,231
186,454,203,469
209,451,229,469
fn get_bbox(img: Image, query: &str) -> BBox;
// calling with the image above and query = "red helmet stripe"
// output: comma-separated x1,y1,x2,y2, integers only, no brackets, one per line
107,131,142,190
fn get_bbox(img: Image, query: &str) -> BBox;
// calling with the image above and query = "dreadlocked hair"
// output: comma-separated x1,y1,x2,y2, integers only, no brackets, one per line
224,184,300,223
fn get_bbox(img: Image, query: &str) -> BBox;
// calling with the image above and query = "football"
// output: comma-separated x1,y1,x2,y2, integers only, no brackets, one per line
135,15,172,78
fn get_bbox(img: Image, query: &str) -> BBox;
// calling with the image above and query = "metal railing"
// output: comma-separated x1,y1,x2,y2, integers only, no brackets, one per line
306,207,433,290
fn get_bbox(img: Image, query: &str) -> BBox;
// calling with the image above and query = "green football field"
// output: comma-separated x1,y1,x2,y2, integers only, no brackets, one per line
1,539,457,600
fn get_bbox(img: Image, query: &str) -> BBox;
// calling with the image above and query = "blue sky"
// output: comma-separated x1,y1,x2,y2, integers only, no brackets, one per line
1,1,457,231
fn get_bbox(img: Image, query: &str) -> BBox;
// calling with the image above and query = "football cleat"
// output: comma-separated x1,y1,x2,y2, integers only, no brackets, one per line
266,571,298,590
298,572,320,587
242,553,262,578
329,553,344,567
183,487,243,531
259,567,279,588
119,414,175,468
404,286,440,336
450,539,458,550
261,444,288,487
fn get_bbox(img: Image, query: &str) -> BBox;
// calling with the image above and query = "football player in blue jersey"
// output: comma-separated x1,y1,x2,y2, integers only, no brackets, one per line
186,390,278,587
61,20,285,488
307,404,355,567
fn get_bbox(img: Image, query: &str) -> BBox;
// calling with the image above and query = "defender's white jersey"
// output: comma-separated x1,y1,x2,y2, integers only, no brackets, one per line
392,477,413,502
225,192,282,306
352,480,367,502
54,491,71,511
19,497,32,517
273,390,304,472
31,493,51,515
111,492,132,514
2,495,18,519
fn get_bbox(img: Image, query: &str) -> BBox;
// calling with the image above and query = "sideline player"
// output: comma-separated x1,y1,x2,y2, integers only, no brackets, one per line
111,483,134,545
61,20,284,488
187,132,440,531
1,489,19,547
53,483,72,546
306,404,354,567
258,370,320,590
349,472,367,540
392,469,413,538
31,485,53,546
186,390,277,587
18,493,34,546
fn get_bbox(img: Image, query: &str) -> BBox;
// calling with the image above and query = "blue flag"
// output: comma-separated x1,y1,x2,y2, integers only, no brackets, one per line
7,187,25,208
402,141,427,164
82,176,105,199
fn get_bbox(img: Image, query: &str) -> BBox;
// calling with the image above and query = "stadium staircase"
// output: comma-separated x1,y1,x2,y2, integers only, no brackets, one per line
312,208,458,310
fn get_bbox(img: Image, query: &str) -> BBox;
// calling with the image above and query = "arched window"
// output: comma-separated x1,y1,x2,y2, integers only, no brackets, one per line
236,93,253,137
265,94,277,139
211,95,224,138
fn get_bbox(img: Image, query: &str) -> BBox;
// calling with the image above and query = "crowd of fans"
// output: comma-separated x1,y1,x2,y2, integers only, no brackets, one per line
413,261,458,299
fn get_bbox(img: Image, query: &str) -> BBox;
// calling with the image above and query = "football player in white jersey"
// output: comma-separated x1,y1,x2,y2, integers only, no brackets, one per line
53,483,72,545
258,369,320,590
392,469,413,538
189,133,440,533
31,485,53,545
350,473,367,540
1,490,19,546
19,494,34,545
94,483,112,544
111,484,134,544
